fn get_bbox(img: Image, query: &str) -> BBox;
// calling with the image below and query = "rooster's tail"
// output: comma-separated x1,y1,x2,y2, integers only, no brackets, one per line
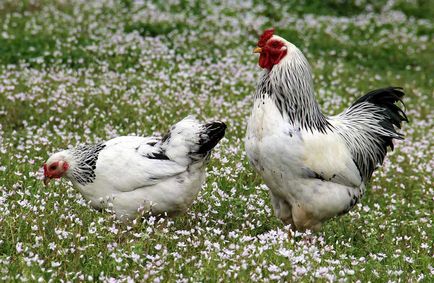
352,87,408,134
335,87,408,181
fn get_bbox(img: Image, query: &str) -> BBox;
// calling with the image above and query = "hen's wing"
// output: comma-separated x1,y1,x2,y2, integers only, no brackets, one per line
93,136,187,192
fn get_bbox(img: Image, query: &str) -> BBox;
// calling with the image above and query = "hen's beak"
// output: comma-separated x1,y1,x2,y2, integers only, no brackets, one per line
43,176,51,187
253,47,262,53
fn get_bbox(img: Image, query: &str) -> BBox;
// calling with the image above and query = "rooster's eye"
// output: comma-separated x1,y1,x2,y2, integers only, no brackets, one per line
270,41,281,48
50,165,57,170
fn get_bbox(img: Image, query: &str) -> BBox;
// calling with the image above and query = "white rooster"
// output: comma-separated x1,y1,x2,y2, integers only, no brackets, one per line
245,29,407,231
43,116,226,220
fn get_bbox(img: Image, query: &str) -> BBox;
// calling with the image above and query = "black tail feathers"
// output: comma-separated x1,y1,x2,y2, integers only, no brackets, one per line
197,121,226,154
352,86,408,128
354,87,408,151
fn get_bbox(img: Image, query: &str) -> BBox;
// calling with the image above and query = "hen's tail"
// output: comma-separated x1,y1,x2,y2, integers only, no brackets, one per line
196,121,227,154
335,87,408,181
161,116,226,165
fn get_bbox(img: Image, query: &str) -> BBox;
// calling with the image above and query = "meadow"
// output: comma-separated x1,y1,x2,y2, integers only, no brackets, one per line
0,0,433,281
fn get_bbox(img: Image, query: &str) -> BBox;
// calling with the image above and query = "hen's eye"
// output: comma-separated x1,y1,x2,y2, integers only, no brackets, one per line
50,165,57,170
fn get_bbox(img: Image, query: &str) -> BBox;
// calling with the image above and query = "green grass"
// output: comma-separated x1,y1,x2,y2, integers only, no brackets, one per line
0,0,432,281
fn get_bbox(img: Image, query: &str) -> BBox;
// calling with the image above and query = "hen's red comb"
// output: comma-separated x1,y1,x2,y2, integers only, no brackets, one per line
257,28,275,47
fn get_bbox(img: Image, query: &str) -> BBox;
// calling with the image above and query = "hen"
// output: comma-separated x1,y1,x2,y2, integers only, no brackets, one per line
245,29,407,231
44,116,226,220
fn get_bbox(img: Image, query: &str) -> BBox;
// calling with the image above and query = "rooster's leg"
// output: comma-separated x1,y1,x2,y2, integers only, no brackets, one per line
292,204,323,232
269,191,296,238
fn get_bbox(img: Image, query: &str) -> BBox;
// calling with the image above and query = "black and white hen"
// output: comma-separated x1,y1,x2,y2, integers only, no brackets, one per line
44,116,226,220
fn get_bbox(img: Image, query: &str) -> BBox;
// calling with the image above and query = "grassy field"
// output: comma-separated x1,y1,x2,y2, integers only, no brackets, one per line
0,0,433,281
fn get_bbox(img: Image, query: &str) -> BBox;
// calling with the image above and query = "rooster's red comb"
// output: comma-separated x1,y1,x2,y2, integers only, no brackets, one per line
257,28,275,47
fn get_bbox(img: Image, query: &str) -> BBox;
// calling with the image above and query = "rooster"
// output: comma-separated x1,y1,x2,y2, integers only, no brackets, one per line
44,116,226,220
245,29,407,231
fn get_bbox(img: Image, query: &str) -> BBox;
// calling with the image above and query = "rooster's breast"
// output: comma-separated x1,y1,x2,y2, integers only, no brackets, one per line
245,96,305,188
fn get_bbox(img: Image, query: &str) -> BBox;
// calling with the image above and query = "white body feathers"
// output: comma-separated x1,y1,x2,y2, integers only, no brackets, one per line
73,136,206,218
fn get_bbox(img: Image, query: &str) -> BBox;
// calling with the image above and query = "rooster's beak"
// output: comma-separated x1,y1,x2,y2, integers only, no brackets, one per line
43,176,51,187
253,47,262,53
